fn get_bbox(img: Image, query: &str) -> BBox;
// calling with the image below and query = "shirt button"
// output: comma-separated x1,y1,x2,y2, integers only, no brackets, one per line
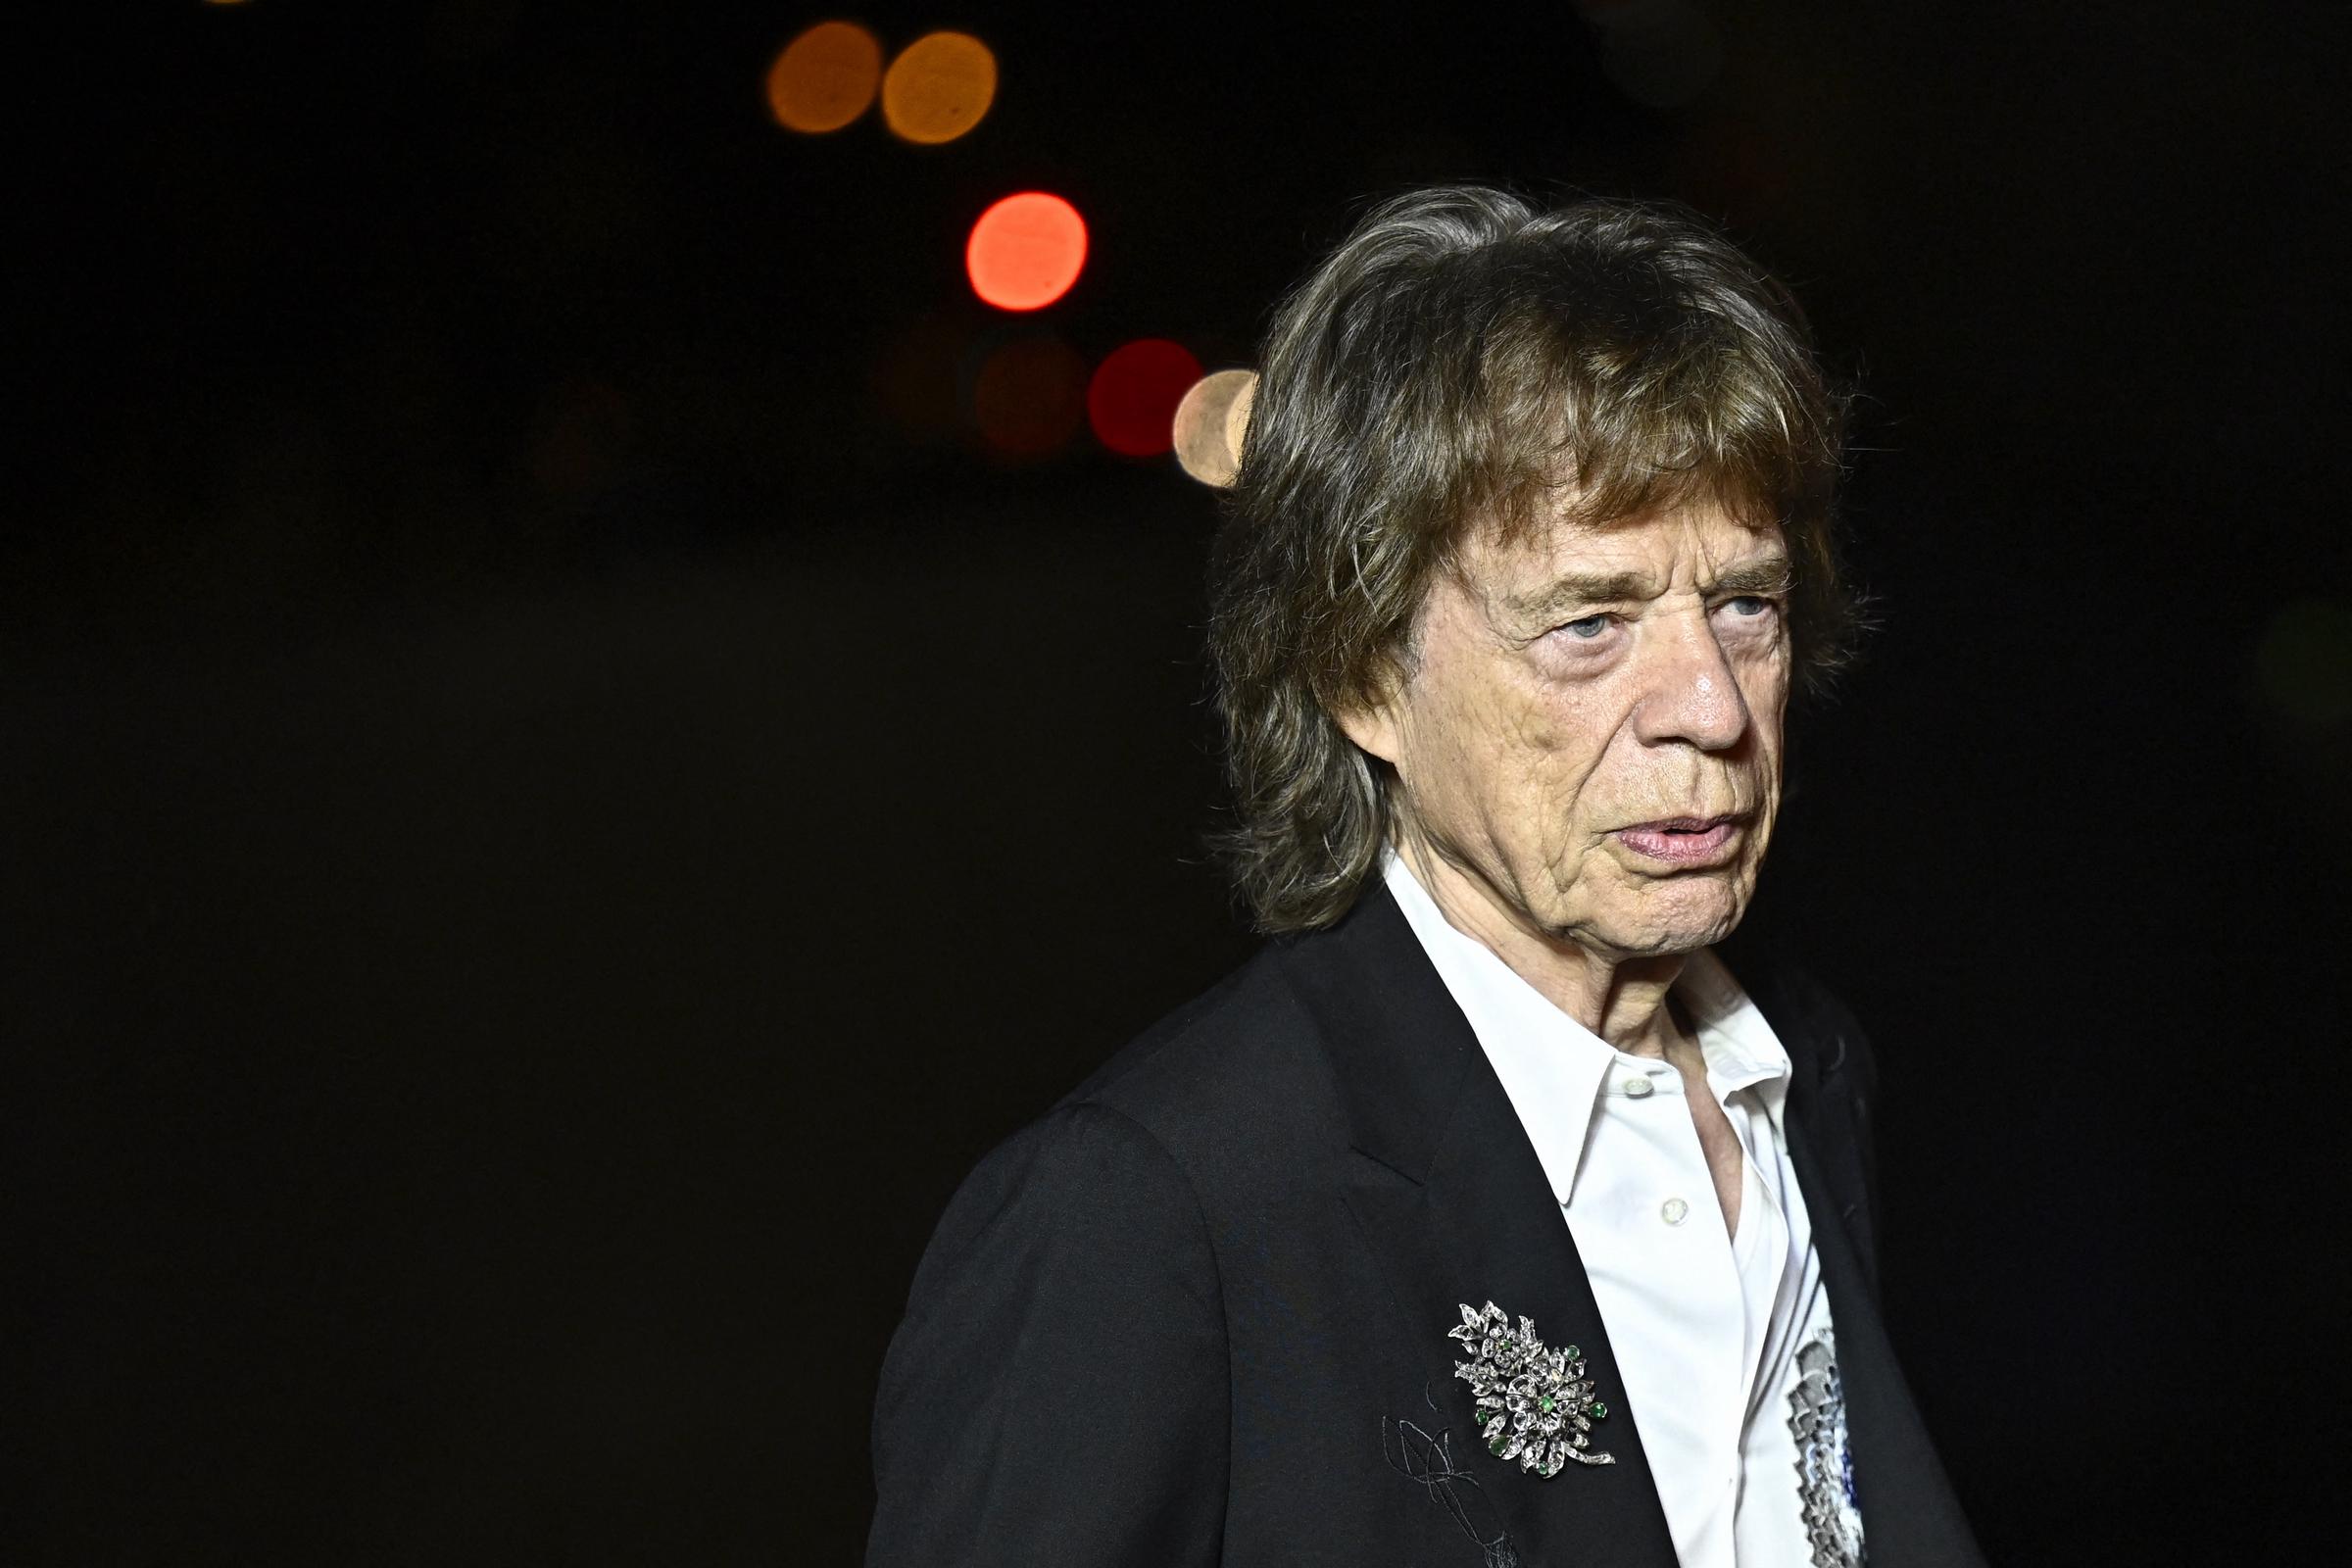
1660,1197,1690,1226
1623,1077,1656,1100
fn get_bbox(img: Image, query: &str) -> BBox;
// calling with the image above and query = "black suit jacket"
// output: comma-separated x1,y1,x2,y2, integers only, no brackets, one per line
868,888,1984,1567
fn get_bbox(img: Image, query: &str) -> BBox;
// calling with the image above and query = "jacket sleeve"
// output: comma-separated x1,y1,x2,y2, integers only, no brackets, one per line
866,1101,1229,1567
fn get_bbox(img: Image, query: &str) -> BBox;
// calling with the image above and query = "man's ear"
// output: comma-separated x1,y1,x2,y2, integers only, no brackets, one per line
1332,683,1403,767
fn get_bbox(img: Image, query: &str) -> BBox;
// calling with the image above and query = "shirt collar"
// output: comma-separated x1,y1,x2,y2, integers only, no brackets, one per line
1380,851,1793,1202
1678,947,1789,1096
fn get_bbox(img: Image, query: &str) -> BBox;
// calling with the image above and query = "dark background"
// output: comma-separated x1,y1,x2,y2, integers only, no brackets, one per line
12,1,2349,1562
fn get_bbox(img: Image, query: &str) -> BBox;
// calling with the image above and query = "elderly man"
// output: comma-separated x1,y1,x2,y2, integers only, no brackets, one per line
867,186,1984,1568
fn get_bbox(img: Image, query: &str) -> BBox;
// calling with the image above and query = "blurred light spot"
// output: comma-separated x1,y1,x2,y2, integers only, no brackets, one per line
973,335,1089,460
871,312,976,445
1171,369,1257,487
1576,0,1725,109
882,31,998,145
1088,339,1202,459
428,0,527,66
1224,374,1257,467
220,397,336,563
767,22,883,133
2255,599,2352,729
965,193,1087,312
1672,116,1792,224
526,379,634,497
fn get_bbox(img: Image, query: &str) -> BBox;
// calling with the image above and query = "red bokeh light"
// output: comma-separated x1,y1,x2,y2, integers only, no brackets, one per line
1087,339,1202,458
964,193,1088,312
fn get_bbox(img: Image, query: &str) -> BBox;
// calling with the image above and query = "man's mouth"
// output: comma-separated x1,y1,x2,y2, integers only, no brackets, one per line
1612,813,1747,866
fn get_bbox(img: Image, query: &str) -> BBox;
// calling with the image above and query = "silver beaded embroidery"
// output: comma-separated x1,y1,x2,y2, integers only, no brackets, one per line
1446,1300,1616,1478
1786,1329,1866,1568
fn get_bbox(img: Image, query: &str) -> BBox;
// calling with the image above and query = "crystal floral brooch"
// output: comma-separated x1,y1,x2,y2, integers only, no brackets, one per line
1446,1300,1616,1477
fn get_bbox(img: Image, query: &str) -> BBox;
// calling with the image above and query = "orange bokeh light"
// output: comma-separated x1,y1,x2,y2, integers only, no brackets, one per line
766,22,883,134
882,31,999,145
965,193,1088,312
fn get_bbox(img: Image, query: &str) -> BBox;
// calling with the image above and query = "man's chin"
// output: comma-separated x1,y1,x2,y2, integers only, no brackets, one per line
1588,880,1749,957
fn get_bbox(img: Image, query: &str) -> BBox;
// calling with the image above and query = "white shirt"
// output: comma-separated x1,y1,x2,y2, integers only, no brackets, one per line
1384,854,1862,1568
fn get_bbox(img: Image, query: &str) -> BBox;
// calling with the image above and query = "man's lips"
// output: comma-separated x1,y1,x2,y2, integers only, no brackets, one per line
1612,813,1748,866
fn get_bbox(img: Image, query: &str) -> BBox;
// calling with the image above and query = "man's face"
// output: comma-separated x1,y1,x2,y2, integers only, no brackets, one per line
1344,499,1791,960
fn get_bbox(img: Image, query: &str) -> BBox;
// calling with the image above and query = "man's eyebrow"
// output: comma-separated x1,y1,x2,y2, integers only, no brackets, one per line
1503,571,1655,619
1501,555,1793,620
1704,556,1794,597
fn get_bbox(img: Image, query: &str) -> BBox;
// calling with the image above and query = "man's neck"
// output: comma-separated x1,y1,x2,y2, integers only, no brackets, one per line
1394,834,1689,1057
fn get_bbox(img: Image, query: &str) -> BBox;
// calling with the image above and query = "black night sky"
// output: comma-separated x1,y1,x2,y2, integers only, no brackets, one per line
13,2,2350,1562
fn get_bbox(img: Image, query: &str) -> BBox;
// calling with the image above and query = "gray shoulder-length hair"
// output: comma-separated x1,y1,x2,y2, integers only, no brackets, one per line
1206,185,1857,933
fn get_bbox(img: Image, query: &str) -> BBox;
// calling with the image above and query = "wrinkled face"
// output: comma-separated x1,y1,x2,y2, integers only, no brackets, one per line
1344,499,1791,959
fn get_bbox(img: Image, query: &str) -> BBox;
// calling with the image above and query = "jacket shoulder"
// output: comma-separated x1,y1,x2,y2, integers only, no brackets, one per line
870,948,1341,1562
1050,943,1344,1167
1718,933,1880,1102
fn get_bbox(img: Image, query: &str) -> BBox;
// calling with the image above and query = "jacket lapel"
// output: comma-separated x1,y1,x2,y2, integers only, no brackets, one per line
1281,888,1680,1568
1770,980,1989,1568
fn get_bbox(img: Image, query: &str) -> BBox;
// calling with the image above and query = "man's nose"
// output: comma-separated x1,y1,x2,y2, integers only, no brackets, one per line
1633,611,1749,751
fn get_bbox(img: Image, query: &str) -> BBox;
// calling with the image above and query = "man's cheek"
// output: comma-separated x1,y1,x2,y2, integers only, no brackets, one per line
1490,680,1584,761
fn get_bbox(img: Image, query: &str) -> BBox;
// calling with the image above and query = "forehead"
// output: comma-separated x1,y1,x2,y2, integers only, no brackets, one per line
1461,498,1786,594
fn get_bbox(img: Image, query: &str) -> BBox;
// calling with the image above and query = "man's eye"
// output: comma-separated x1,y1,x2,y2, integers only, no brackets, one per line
1722,596,1778,618
1559,614,1614,640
